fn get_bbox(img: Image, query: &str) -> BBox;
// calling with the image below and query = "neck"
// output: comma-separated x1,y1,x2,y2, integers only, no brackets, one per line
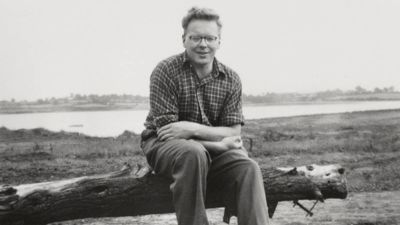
192,62,213,79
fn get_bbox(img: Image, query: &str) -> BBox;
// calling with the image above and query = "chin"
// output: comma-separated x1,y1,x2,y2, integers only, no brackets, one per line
194,57,212,65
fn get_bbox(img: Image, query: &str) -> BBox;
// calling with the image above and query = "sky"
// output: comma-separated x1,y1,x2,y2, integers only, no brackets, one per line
0,0,399,101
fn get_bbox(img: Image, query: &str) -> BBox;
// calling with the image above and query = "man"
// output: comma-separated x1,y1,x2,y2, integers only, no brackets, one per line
141,7,269,225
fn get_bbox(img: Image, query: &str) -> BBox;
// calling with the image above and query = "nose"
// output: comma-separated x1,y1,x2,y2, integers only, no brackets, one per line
198,38,208,47
338,168,345,174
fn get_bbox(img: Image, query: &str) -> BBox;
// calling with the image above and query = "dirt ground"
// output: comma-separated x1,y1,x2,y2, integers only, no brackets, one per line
51,191,400,225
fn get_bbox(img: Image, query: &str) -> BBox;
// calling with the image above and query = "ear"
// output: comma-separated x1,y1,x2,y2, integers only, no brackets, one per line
182,34,186,46
216,35,221,49
216,38,221,49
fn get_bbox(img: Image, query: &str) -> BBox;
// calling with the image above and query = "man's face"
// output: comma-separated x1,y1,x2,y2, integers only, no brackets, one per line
183,19,220,67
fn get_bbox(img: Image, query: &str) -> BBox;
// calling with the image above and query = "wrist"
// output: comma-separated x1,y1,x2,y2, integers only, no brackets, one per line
218,141,229,151
190,123,202,139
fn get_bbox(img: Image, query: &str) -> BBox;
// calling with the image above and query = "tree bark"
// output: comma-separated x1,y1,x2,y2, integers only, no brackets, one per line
0,164,347,225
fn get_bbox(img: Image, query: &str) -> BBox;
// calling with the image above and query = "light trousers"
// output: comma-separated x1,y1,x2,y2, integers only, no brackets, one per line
141,136,269,225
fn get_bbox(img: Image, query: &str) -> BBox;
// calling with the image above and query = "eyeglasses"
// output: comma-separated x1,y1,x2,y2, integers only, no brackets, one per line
188,35,219,44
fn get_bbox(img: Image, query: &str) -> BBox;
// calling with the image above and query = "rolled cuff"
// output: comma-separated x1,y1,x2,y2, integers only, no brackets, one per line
219,113,245,127
154,114,179,128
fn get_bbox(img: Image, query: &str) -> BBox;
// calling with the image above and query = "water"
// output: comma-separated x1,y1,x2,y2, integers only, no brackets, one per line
1,101,400,137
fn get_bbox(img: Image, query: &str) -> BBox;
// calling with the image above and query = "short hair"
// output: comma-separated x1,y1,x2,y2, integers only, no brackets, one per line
182,7,222,36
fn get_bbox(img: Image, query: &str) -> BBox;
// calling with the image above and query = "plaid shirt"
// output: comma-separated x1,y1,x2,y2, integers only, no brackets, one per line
144,52,244,130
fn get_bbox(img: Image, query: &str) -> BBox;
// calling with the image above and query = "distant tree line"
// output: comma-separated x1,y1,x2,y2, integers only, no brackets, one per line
243,86,398,103
0,86,398,106
69,94,148,105
352,86,396,94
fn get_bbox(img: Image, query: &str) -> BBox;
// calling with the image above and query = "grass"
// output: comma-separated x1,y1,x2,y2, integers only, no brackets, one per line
244,109,400,192
1,109,400,193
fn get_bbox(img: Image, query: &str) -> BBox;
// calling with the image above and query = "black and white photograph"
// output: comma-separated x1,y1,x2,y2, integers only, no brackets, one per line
1,1,400,224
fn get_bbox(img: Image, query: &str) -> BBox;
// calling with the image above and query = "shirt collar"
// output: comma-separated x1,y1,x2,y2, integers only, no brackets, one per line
182,51,226,78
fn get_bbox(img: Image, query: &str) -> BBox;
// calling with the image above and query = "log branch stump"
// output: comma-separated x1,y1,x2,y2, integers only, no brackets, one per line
0,163,347,225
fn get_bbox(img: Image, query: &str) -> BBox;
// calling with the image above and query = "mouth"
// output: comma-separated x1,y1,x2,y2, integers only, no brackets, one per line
196,52,209,57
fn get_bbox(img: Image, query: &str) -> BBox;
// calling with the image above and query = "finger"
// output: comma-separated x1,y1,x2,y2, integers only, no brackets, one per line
160,133,174,141
158,129,173,141
233,137,242,144
165,136,175,141
157,124,171,135
157,128,172,140
158,132,166,141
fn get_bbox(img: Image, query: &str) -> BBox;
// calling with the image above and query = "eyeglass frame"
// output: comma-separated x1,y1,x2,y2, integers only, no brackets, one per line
187,35,219,45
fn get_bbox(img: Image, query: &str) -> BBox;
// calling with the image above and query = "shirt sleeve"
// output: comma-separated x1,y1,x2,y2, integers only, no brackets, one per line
148,63,179,129
219,78,245,126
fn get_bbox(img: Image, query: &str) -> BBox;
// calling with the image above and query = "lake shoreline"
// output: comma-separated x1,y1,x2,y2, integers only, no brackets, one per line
1,108,400,138
2,99,400,115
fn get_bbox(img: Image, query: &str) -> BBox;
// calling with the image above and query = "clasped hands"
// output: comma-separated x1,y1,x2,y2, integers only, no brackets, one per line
157,121,243,150
157,121,199,141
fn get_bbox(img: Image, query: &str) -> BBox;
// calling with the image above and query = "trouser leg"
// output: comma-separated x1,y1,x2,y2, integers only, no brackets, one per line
142,137,211,225
208,149,269,225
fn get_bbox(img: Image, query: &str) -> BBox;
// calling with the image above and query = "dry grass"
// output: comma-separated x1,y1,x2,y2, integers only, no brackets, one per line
244,109,400,192
1,109,400,224
1,109,400,191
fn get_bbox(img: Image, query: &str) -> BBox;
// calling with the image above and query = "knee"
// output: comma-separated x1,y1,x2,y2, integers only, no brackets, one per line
176,140,210,167
241,158,262,176
226,150,261,173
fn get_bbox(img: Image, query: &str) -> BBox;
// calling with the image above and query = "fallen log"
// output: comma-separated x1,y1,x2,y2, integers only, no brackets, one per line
0,163,347,225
